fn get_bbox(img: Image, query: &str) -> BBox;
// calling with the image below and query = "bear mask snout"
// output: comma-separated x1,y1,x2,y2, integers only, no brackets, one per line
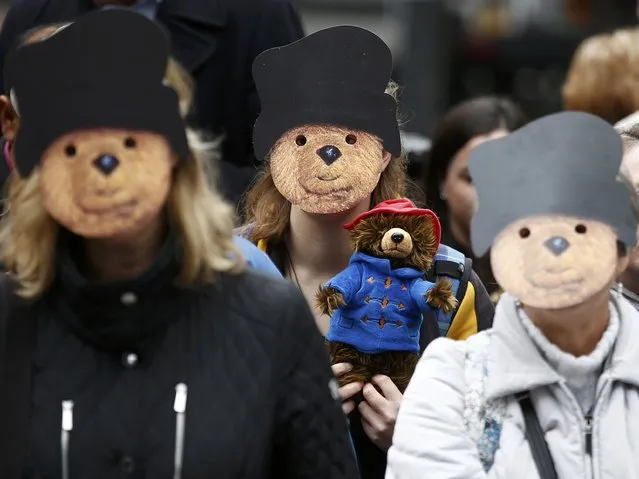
93,154,120,176
317,145,342,165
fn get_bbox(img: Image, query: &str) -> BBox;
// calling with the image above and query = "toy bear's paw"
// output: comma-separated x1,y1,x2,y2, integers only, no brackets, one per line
316,286,346,315
426,278,459,314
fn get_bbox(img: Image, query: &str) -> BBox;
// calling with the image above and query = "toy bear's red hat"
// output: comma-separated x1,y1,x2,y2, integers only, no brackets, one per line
343,198,442,245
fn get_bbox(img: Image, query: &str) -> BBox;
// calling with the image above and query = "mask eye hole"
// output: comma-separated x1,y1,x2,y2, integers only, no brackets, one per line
519,227,531,238
65,144,77,157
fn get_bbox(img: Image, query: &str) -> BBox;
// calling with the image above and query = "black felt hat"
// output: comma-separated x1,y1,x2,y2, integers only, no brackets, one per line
469,111,637,257
4,9,190,176
252,25,401,161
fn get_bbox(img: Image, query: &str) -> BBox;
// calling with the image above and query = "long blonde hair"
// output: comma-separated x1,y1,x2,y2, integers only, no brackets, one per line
0,57,242,298
563,27,639,124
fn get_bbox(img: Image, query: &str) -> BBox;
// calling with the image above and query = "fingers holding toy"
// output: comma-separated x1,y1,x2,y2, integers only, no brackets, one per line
331,362,363,415
359,375,403,451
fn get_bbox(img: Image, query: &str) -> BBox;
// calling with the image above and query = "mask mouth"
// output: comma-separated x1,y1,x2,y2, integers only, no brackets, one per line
527,273,584,290
80,198,138,216
317,173,340,182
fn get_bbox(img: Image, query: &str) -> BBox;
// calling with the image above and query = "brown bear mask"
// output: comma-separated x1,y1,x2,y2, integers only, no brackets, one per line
469,111,637,309
252,26,401,214
5,10,188,239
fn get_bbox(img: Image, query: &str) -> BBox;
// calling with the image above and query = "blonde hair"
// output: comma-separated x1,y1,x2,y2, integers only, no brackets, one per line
0,57,242,298
563,27,639,124
243,81,408,244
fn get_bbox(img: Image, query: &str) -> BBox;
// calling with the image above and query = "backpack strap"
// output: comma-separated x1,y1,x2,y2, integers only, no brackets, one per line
517,392,558,479
428,244,470,336
0,275,37,478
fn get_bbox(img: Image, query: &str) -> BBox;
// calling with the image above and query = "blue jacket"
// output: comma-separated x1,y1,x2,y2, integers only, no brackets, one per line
324,252,435,354
233,236,282,277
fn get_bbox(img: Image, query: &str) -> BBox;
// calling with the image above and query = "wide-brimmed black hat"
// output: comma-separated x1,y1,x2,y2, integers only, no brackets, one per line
469,111,637,257
4,9,190,176
252,25,401,161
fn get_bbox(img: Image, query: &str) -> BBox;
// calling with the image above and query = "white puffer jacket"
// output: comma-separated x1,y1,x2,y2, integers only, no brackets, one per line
386,293,639,479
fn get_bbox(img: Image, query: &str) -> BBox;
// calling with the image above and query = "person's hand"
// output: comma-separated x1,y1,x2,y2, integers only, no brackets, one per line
359,375,403,451
331,362,364,415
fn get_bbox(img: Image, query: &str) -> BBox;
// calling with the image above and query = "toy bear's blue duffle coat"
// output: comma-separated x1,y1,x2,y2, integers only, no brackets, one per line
324,251,434,354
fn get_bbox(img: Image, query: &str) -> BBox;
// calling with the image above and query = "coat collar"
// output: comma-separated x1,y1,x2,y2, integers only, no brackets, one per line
157,0,228,73
485,292,639,400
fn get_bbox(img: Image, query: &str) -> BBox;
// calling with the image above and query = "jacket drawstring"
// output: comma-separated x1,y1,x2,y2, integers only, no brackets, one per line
61,400,74,479
173,383,188,479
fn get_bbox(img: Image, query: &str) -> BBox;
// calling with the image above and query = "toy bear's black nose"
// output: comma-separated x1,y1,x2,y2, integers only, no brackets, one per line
93,154,119,176
544,236,570,256
317,145,342,165
391,233,404,244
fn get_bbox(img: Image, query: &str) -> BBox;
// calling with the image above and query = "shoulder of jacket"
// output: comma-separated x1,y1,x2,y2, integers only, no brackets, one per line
214,269,303,324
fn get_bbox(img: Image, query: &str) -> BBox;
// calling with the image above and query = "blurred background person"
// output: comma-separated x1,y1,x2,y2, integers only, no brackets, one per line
615,111,639,308
563,27,639,124
0,0,304,207
423,96,527,299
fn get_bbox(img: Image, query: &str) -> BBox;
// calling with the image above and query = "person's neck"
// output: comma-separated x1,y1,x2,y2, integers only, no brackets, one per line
523,287,610,357
449,217,471,252
287,199,371,275
82,215,166,282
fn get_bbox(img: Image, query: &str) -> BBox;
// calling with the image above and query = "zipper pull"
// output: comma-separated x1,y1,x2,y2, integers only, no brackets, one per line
61,400,74,479
584,413,593,455
173,383,188,479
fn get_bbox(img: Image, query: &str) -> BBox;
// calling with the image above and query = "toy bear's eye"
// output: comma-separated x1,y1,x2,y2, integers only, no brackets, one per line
123,137,136,149
295,135,307,146
575,224,587,234
519,227,531,238
64,144,76,157
345,134,357,145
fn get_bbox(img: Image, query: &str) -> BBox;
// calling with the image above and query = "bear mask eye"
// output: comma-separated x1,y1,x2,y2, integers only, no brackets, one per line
124,137,136,149
64,144,77,157
575,224,587,234
519,227,531,238
295,135,307,146
345,134,357,145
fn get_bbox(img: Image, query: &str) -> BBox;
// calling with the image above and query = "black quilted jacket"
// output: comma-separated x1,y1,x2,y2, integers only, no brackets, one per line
4,238,358,478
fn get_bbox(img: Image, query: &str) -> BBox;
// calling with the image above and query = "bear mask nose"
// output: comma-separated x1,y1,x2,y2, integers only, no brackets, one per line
93,154,119,176
391,233,404,244
544,236,570,256
317,145,342,165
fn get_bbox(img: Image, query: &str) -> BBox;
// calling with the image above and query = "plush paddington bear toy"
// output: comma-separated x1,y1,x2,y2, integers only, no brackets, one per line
252,25,401,215
316,198,458,392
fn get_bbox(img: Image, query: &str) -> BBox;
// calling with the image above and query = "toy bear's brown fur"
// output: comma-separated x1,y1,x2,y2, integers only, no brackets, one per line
317,212,458,393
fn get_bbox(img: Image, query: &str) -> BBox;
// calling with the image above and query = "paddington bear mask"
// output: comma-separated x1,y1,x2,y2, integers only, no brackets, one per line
469,111,637,309
4,9,189,239
252,26,402,214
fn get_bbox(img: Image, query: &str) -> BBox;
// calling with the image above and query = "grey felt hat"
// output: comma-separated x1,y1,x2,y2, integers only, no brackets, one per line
469,111,637,257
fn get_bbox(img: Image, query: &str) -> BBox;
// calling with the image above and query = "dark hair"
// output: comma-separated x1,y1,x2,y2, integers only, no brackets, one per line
424,96,527,223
